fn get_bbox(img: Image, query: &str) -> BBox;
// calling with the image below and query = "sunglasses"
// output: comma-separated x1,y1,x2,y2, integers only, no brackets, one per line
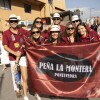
72,20,79,23
53,18,60,20
35,21,42,24
67,27,74,30
9,20,18,23
32,31,40,34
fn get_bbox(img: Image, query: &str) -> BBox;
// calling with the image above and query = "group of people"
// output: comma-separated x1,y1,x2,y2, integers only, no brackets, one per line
30,13,100,46
1,12,100,100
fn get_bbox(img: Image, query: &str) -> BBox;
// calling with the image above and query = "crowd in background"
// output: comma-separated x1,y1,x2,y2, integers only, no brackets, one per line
0,13,100,100
86,16,100,35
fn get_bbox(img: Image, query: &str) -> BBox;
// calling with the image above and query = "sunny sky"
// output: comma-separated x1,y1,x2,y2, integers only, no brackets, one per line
65,0,100,21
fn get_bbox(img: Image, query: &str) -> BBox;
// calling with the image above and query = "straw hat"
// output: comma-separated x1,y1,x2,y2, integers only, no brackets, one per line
6,14,20,21
53,13,60,18
50,25,60,31
72,15,79,21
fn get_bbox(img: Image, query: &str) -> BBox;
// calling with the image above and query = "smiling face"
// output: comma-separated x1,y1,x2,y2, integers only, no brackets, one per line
53,17,61,25
77,25,87,36
51,31,59,40
31,28,40,39
72,20,80,27
9,20,18,29
35,18,42,28
66,24,75,36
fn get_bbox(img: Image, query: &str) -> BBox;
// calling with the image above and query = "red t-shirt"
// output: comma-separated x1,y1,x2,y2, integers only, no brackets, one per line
62,36,76,44
80,31,99,43
41,31,49,39
3,28,30,61
60,25,66,34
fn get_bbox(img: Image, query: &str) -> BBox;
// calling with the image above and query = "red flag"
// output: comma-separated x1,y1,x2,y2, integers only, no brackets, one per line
24,36,100,98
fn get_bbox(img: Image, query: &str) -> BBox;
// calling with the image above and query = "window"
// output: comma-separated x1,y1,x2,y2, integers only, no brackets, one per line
0,0,11,10
24,4,31,13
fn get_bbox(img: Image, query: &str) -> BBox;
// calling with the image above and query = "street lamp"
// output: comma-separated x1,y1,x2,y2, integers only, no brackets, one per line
90,8,94,18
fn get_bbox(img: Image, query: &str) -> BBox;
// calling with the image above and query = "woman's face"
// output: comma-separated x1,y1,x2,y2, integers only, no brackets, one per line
31,28,40,39
78,25,87,36
35,19,42,28
66,24,75,35
51,31,59,40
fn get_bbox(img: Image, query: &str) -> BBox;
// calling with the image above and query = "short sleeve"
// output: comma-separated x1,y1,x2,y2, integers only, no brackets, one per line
2,32,9,46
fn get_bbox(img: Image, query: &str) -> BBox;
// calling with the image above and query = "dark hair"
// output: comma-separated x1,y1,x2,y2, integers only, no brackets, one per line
0,31,3,35
76,23,89,42
78,19,82,24
31,17,43,31
46,31,65,44
30,27,41,44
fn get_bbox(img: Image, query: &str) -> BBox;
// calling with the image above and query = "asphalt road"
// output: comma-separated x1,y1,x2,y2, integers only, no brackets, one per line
0,65,100,100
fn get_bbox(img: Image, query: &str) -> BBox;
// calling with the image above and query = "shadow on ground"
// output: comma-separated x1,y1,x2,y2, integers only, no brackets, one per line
0,73,4,97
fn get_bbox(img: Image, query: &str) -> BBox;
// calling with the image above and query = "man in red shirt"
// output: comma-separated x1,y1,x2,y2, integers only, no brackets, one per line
52,13,66,34
3,14,30,100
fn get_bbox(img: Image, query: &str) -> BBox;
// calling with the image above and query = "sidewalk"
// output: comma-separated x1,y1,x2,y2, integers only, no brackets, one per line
0,65,99,100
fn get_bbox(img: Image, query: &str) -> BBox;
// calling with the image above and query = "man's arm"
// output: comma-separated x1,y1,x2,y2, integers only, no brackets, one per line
4,45,21,57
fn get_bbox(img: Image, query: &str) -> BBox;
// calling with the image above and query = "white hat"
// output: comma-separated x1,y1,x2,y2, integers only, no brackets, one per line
72,15,79,21
8,14,19,21
50,25,60,31
53,13,60,18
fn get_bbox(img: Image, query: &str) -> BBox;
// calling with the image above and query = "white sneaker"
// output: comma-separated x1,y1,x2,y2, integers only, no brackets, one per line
24,96,29,100
35,93,41,100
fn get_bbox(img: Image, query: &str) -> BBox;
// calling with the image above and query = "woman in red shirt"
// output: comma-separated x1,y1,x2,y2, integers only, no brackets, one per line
76,23,99,43
30,27,45,45
31,17,49,40
45,25,66,45
63,22,76,44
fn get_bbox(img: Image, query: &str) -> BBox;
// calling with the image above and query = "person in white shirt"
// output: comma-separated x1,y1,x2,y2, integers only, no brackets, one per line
0,31,9,70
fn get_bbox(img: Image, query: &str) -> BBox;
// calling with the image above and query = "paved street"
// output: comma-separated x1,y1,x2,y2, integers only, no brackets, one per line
0,65,100,100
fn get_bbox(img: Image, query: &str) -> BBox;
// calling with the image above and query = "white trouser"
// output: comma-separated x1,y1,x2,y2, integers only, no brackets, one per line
10,61,19,91
10,56,27,91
